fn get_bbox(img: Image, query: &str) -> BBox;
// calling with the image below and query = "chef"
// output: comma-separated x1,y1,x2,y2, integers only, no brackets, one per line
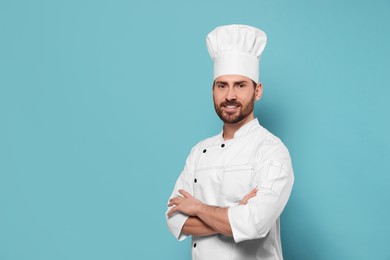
166,24,294,260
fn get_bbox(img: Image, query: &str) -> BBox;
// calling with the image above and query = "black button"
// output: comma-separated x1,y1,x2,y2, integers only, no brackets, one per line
193,243,197,248
194,178,197,183
203,149,207,153
221,144,225,148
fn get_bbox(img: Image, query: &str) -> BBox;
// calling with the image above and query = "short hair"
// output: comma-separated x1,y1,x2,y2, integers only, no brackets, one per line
251,80,257,88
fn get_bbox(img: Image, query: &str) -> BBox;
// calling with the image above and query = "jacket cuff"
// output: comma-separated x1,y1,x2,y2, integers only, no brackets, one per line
166,212,189,241
228,205,259,243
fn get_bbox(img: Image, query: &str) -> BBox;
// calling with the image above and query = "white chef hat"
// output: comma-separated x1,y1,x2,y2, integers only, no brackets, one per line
206,24,267,83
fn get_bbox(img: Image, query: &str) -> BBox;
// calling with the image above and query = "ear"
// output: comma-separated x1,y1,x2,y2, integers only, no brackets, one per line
255,83,263,101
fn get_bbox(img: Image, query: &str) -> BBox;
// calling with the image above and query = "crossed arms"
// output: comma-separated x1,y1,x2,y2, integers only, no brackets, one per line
167,188,258,237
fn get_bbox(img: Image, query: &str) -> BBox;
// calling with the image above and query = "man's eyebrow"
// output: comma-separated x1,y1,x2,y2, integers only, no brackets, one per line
234,81,248,85
215,81,228,85
215,81,248,84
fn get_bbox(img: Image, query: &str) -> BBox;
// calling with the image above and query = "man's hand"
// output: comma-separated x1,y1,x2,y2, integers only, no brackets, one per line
168,187,258,218
167,189,203,217
239,187,258,205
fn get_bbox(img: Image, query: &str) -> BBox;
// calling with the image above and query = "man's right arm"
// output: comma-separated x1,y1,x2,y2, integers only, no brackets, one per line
182,217,218,236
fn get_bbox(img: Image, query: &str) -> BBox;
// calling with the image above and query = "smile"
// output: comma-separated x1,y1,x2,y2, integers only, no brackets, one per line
222,105,240,113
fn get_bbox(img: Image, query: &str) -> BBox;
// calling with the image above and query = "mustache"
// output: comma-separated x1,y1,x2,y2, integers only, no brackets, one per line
220,100,242,107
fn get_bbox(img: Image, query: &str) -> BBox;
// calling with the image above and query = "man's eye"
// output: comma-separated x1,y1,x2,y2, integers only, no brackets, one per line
218,84,226,88
238,84,246,88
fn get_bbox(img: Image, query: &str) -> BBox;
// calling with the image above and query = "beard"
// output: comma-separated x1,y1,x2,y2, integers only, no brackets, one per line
214,94,255,124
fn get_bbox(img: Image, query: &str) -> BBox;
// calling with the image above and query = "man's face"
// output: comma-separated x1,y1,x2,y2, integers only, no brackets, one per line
213,75,262,125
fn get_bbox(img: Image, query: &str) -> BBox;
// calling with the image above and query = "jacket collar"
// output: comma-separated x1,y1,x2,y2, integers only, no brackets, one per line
233,118,261,138
218,118,261,141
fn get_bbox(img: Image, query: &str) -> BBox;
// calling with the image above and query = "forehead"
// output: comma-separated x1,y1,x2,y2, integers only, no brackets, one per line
214,74,252,83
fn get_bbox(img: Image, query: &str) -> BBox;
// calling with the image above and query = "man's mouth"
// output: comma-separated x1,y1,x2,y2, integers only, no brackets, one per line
222,104,240,113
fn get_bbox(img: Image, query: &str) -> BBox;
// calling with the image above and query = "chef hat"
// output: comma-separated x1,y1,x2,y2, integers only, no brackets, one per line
206,24,267,83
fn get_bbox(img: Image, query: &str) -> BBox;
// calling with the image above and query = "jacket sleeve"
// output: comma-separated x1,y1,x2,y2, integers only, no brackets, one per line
165,147,197,241
228,151,294,243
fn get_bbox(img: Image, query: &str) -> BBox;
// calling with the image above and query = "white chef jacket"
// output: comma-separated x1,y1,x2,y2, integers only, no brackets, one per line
166,118,294,260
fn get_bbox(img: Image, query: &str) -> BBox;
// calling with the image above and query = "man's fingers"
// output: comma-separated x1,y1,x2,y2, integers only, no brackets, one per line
178,189,192,198
244,188,258,199
167,206,177,217
168,198,176,207
239,188,259,205
167,191,192,216
168,196,183,207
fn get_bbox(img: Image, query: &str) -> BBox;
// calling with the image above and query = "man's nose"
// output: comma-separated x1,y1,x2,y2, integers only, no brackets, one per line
226,87,237,100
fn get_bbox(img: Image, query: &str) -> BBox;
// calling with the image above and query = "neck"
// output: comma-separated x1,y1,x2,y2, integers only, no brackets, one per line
223,114,254,140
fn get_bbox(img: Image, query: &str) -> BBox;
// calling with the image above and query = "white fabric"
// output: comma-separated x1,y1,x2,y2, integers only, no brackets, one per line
166,119,294,260
206,24,267,83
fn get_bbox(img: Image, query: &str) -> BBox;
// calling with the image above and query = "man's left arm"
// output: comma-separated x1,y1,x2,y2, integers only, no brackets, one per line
228,159,294,242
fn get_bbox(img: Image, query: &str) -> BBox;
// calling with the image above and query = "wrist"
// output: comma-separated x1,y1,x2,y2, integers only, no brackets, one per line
196,203,207,216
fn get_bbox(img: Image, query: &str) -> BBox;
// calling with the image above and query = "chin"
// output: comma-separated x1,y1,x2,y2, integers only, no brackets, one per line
223,117,242,124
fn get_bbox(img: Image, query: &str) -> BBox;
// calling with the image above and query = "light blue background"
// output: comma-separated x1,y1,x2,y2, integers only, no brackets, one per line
1,0,389,259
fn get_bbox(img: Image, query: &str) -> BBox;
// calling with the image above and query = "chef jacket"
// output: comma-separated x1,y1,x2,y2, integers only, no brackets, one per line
166,118,294,260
